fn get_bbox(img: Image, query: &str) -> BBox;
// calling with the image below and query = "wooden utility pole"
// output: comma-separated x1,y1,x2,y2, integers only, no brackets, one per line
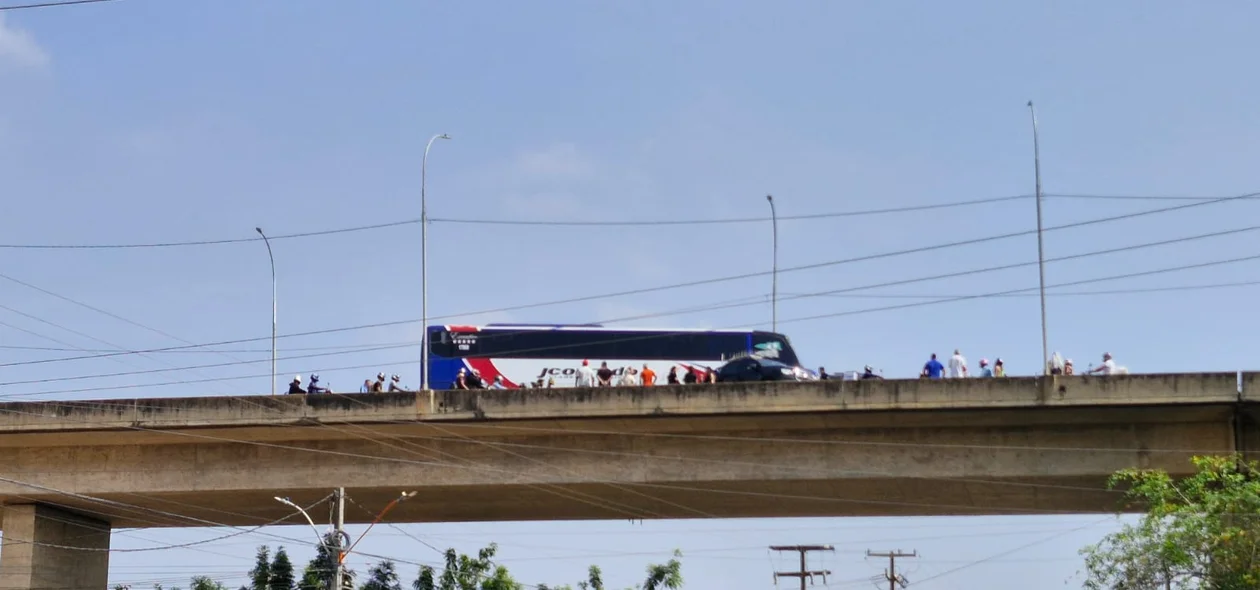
866,549,917,590
770,545,833,590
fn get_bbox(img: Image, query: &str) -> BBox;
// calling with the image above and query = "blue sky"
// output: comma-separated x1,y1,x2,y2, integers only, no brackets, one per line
1,0,1258,587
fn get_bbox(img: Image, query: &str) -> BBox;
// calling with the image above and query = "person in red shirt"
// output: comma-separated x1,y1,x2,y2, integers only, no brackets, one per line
640,364,656,386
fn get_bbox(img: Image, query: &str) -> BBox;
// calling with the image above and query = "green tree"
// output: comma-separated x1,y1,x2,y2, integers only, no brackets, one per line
1081,455,1260,589
640,551,683,590
251,546,272,590
578,565,603,590
270,547,297,590
413,567,436,590
190,577,228,590
416,545,678,590
410,544,520,590
362,560,402,590
301,533,355,590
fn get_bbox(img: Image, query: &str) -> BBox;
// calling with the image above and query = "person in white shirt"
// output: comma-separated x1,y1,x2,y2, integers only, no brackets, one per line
949,349,968,378
575,359,597,388
1048,352,1065,375
1089,352,1124,375
618,367,639,387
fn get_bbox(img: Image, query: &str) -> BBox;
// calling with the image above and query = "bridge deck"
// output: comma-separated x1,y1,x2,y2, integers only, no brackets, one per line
0,373,1254,528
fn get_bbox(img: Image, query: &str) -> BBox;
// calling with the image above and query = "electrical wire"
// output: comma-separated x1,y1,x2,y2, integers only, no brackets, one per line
0,189,1254,249
18,212,1225,383
0,248,1254,397
0,0,113,10
0,196,1015,249
429,195,1030,226
0,272,1249,361
1,274,1250,358
908,517,1112,586
3,192,1254,370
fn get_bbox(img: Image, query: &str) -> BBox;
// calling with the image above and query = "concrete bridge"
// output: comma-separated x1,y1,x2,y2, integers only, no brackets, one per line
1,373,1258,589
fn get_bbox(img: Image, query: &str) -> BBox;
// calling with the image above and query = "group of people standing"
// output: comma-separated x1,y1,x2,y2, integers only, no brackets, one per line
571,360,716,387
285,372,411,394
920,349,1126,378
922,350,1006,378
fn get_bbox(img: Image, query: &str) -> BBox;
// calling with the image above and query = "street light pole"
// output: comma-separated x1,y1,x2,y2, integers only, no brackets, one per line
1027,102,1049,376
333,487,345,590
421,133,451,392
766,194,778,333
274,496,325,544
256,227,276,396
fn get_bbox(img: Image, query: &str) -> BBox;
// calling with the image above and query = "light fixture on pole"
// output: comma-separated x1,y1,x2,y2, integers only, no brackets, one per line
273,496,324,543
766,194,778,333
1027,101,1049,375
421,133,451,392
256,227,276,396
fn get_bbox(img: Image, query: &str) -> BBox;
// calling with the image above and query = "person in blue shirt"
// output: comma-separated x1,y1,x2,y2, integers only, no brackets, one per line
977,358,994,378
922,354,945,379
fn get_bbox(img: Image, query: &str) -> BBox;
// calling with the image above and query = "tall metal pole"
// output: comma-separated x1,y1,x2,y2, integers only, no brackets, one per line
421,133,451,392
332,487,346,590
1027,102,1049,376
766,194,778,333
256,227,276,396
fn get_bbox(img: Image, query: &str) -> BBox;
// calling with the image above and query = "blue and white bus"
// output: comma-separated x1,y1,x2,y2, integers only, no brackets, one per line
426,324,804,389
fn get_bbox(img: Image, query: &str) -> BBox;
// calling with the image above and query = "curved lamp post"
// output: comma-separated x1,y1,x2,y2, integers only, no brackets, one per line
421,133,451,391
256,227,276,396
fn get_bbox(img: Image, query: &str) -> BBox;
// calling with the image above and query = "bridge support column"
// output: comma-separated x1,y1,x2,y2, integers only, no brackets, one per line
0,504,110,590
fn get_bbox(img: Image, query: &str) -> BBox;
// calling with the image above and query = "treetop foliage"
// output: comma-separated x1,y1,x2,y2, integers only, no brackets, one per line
1080,455,1260,590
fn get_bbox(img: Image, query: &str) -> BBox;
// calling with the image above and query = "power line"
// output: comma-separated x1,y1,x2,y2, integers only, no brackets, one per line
1,189,1255,249
429,192,1260,225
0,196,1010,249
2,191,1251,371
0,218,421,250
1046,192,1260,201
2,275,1254,357
787,280,1260,299
575,222,1260,325
0,246,1255,389
430,195,1030,226
908,519,1110,586
0,0,114,10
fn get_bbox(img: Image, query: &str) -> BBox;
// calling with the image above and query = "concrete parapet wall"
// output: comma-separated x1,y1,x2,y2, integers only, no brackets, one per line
438,373,1244,420
0,373,1246,436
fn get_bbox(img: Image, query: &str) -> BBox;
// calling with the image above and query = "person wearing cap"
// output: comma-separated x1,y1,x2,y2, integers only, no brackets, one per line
977,358,993,378
307,373,328,394
287,375,306,394
1089,352,1119,375
575,359,596,388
